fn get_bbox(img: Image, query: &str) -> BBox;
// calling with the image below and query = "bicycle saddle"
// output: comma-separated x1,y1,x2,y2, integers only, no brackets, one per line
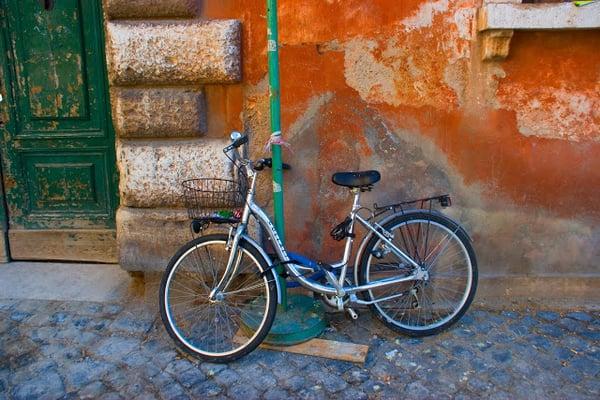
332,170,381,188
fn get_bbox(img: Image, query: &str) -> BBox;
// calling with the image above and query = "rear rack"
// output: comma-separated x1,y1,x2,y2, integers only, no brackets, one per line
374,194,452,217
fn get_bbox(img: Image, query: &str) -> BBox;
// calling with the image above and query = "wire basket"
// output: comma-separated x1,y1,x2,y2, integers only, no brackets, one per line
182,178,246,220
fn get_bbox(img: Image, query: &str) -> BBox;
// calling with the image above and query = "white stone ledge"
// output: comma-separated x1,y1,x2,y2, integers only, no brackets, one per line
477,2,600,60
478,2,600,31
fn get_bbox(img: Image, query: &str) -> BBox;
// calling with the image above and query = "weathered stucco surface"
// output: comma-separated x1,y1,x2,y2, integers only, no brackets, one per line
117,139,231,208
105,0,198,19
106,20,241,85
111,88,207,138
496,32,600,143
105,0,600,303
194,0,600,303
505,87,599,142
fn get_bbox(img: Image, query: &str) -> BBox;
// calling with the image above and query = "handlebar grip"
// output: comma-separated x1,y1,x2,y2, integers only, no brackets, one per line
223,134,248,152
233,135,248,148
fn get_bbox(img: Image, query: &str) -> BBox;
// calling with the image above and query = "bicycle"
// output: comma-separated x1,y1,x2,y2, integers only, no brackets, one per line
159,133,478,362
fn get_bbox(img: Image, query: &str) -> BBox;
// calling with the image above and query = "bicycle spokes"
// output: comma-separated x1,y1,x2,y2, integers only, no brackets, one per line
361,213,476,334
160,237,277,361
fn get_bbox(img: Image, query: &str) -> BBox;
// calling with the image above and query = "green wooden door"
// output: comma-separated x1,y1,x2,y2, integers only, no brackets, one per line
0,0,118,261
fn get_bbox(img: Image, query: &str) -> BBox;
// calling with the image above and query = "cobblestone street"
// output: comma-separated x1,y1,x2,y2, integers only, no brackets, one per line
1,292,599,400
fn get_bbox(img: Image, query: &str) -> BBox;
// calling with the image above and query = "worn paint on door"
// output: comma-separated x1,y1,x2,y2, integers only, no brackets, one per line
0,0,118,261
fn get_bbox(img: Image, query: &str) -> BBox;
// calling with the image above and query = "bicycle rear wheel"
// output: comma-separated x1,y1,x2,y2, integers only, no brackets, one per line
358,211,477,336
159,234,277,362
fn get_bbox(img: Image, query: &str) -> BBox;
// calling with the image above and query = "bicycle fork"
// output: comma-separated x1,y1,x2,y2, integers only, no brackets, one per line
208,225,245,301
209,171,257,301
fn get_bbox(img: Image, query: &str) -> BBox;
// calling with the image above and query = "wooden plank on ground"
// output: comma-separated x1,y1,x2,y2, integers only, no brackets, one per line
234,332,369,364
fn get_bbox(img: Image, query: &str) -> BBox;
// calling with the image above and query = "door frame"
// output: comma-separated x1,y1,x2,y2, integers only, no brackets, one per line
0,160,9,262
0,0,119,262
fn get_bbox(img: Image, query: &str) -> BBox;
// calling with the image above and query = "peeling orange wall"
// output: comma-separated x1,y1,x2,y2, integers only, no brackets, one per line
201,1,600,276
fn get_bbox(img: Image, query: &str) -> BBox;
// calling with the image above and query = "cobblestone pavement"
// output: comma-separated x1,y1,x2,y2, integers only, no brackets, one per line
1,296,598,400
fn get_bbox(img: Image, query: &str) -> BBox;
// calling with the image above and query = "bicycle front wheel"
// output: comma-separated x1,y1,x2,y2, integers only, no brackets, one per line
159,234,277,362
358,211,477,336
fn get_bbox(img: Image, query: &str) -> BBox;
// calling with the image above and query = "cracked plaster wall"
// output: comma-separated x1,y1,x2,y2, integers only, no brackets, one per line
100,0,600,298
198,0,600,294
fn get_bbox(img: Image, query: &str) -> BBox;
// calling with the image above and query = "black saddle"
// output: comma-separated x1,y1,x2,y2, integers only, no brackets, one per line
332,170,381,189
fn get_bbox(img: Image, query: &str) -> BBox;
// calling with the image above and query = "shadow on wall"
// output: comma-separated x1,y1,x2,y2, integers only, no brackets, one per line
282,91,600,279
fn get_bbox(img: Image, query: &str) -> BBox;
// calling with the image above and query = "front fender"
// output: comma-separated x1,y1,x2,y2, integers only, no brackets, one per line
241,234,283,304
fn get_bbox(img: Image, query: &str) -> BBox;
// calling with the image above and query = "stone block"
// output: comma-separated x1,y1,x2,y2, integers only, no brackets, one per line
105,0,198,19
111,88,207,138
117,207,227,271
117,138,232,208
106,20,241,85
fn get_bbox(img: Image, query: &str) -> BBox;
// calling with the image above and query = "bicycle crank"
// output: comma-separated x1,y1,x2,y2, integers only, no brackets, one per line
317,277,352,312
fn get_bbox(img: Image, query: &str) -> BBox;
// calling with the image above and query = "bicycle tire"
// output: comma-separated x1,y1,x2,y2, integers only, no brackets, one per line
357,211,477,336
159,234,277,362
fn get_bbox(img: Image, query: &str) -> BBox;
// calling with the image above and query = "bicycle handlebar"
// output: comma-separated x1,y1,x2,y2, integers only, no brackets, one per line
223,134,248,152
223,133,291,172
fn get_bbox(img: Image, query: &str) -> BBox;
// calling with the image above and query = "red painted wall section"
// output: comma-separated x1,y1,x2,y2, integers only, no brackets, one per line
202,1,600,276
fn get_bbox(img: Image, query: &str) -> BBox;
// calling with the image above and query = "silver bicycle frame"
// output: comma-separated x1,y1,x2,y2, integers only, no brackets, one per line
213,155,426,301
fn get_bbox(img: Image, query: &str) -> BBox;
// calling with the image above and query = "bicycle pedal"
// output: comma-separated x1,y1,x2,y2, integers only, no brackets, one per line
346,308,359,320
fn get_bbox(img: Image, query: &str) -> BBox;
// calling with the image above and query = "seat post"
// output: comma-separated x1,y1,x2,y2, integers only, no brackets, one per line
335,187,362,287
351,188,361,212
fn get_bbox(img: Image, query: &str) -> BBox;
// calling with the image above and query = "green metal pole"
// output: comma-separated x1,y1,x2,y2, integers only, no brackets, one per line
266,0,287,310
235,0,326,344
